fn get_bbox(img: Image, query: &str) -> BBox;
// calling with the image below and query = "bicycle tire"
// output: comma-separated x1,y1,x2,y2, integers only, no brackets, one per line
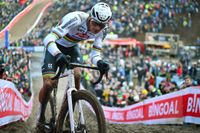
56,90,106,133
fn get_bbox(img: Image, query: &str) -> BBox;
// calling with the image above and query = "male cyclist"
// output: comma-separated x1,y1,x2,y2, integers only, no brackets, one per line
37,2,112,129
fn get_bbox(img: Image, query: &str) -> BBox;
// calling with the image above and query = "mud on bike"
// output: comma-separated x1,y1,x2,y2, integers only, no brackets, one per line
41,61,107,133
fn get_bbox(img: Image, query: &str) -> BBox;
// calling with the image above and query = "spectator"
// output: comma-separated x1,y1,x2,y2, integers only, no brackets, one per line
127,89,140,105
189,62,197,80
136,65,145,86
140,88,148,100
180,75,195,89
159,75,176,94
176,62,183,78
144,71,155,90
147,85,162,98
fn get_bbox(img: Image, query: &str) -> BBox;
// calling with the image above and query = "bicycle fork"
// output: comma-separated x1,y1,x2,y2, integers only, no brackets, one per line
67,70,85,133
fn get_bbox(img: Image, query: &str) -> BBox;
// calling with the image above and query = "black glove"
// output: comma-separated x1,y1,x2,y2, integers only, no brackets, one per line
55,53,70,68
97,60,110,74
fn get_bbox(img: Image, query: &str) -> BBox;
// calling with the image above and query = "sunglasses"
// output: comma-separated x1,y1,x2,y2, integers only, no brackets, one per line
91,19,106,29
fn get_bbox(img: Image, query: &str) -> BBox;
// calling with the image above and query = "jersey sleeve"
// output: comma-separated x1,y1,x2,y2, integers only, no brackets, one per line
43,12,82,56
52,12,82,37
89,32,104,66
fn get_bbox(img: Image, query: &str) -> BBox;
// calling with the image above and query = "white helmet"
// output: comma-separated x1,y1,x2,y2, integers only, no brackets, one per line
90,2,112,24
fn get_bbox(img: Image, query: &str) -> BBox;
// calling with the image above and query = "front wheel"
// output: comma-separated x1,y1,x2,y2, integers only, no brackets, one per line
56,90,106,133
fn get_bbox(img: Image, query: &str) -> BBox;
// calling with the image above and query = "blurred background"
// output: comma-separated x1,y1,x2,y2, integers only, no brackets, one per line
0,0,200,132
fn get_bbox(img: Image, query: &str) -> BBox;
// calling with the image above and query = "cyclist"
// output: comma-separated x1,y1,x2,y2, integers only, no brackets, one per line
36,2,112,129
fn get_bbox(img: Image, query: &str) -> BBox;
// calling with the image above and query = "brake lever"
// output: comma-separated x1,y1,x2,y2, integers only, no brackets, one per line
93,72,103,85
92,70,109,85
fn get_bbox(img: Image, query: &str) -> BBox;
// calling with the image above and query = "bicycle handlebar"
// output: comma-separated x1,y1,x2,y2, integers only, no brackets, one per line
51,63,105,85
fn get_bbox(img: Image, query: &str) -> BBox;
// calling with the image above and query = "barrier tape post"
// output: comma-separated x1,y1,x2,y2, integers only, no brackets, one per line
4,30,9,49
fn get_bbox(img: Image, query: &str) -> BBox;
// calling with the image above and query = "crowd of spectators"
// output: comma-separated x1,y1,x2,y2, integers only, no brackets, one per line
9,37,38,47
56,0,199,35
109,0,199,36
8,0,199,46
0,0,33,31
80,43,200,107
0,48,32,101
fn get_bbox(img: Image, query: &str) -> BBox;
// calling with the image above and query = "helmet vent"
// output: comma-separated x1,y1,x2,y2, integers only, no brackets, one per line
92,8,96,17
96,12,110,22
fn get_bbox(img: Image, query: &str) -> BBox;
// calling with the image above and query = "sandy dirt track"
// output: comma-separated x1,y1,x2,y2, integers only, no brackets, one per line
0,0,200,132
2,0,52,42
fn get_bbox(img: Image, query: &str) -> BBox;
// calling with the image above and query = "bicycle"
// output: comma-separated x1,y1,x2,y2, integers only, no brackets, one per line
42,61,107,133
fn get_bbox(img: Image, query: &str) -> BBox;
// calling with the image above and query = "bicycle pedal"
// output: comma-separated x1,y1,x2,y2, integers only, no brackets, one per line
44,124,54,133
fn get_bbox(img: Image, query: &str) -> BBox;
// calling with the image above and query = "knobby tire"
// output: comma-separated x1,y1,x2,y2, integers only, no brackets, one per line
56,90,106,133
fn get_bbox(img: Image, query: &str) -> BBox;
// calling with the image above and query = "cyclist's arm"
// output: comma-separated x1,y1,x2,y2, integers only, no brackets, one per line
43,12,82,56
90,33,104,66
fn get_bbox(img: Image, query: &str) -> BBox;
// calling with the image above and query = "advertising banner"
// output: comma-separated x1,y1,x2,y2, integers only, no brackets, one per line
103,87,200,125
182,87,200,124
103,102,144,124
0,80,33,127
143,91,183,124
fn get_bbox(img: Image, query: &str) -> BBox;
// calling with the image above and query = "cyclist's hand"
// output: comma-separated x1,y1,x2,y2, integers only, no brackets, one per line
55,53,70,68
97,60,110,74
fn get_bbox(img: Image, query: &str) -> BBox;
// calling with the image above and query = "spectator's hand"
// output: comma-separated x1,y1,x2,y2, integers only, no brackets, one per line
55,53,70,68
97,60,110,74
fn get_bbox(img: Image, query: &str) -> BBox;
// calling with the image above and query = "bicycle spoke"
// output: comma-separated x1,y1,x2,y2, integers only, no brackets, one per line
73,100,99,133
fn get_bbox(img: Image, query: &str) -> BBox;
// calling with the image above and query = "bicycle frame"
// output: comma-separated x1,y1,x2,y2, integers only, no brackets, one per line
65,69,85,133
51,62,105,133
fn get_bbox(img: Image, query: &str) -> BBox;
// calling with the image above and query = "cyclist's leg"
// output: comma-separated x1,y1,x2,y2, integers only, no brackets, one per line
74,67,81,90
57,44,83,90
37,49,58,126
70,45,83,90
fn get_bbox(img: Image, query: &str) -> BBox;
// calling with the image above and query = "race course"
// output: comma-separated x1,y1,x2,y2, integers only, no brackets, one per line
0,1,200,133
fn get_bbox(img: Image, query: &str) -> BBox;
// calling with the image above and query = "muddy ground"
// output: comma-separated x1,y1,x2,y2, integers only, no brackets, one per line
1,0,200,132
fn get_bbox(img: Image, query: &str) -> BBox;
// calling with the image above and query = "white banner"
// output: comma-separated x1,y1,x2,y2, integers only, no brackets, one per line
0,80,33,127
102,87,200,125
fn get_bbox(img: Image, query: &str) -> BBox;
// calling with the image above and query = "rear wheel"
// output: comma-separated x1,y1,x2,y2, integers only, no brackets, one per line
56,90,106,133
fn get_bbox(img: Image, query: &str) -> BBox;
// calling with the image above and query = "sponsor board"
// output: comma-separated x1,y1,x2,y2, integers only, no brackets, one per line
103,87,200,125
182,87,200,124
1,82,199,126
0,80,33,127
